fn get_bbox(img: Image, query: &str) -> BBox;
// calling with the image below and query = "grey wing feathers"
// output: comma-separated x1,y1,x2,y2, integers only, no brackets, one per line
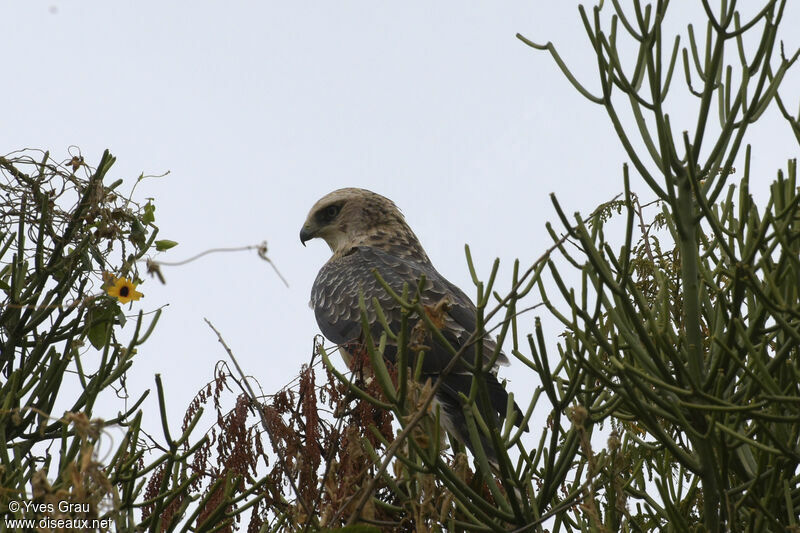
311,246,507,372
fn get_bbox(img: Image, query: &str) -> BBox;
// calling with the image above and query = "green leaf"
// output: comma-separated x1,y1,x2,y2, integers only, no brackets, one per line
87,322,110,350
155,239,178,251
142,201,156,225
129,219,147,249
85,300,119,349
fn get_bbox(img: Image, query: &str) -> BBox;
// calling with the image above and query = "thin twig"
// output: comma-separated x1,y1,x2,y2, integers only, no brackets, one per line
148,242,289,287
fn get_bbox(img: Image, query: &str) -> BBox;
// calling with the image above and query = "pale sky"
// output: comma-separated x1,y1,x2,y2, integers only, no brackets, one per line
4,1,798,466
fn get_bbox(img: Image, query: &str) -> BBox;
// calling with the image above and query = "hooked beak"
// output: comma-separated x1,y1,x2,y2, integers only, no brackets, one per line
299,225,315,246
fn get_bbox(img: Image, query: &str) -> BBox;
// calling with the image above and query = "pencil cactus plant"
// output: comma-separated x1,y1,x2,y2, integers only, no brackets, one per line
302,1,800,531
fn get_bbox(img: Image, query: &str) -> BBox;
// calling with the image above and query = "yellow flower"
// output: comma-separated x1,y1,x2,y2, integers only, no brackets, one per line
106,276,143,304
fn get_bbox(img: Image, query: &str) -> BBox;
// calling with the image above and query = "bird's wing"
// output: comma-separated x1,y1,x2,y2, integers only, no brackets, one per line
311,246,509,374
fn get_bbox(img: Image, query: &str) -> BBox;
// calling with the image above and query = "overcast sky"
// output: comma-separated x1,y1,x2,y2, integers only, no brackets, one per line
4,2,799,460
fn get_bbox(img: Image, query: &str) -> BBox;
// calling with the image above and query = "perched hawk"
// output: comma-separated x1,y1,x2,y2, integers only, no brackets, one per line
300,188,526,464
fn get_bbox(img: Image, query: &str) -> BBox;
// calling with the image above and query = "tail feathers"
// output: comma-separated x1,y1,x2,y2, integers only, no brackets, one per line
484,374,528,431
438,373,528,431
431,372,528,467
433,392,500,466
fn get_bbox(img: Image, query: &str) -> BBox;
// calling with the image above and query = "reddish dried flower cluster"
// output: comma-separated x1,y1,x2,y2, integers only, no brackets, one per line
141,363,268,531
142,345,436,530
254,343,410,528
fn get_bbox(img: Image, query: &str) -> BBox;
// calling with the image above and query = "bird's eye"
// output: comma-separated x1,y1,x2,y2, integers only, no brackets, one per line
324,204,340,220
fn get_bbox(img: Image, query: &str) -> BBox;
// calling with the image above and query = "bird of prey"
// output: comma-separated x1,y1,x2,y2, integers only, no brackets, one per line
300,188,526,464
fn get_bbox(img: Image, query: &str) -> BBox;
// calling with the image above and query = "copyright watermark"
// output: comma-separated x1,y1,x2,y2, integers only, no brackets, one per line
5,500,111,530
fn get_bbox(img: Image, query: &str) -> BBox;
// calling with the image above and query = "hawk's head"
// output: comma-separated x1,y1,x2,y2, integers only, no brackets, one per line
300,188,430,262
